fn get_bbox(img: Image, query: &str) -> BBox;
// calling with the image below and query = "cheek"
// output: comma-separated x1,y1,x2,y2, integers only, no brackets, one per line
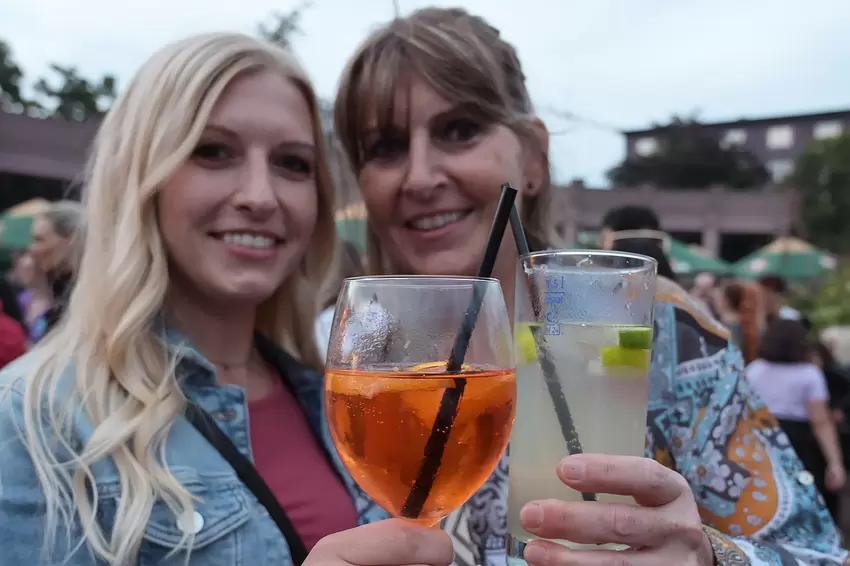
358,167,402,222
447,142,525,204
283,185,320,240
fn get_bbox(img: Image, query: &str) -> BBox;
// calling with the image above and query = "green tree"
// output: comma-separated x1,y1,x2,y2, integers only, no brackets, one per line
794,131,850,254
790,262,850,330
33,64,116,121
608,116,770,190
0,39,27,112
257,2,311,50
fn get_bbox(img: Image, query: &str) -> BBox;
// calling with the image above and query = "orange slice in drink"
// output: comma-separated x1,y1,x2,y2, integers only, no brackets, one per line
328,362,458,399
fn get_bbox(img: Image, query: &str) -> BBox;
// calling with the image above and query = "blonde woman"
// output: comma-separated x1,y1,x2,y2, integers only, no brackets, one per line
334,7,849,566
0,33,454,566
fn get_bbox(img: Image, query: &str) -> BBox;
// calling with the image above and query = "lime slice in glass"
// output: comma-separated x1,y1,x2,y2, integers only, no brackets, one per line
600,346,650,378
516,324,538,364
618,327,653,349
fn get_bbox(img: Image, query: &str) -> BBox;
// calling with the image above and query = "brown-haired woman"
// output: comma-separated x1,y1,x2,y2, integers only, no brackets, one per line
748,320,846,521
717,280,761,364
333,7,847,566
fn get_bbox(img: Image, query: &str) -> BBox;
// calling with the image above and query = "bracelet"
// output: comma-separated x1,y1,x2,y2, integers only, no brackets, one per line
702,525,751,565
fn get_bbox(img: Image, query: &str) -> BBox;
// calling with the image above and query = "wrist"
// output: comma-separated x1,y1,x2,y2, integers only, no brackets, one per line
700,525,724,566
699,526,718,566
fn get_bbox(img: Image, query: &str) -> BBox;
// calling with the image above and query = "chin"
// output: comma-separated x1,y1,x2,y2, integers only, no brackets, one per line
215,279,281,305
412,251,478,277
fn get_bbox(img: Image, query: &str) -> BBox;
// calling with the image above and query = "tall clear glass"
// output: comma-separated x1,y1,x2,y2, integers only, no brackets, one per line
325,276,516,526
507,251,657,561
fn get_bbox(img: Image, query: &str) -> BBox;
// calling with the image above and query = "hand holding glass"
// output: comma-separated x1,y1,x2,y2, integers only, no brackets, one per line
508,251,657,558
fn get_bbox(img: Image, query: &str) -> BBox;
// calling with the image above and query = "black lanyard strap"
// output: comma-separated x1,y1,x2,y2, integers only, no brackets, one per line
185,403,309,565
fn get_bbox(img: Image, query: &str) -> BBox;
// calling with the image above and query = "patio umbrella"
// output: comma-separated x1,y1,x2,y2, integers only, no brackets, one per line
732,236,837,280
667,240,730,276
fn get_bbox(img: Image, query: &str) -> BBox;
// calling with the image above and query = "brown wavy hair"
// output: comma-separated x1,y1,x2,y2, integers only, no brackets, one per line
724,281,760,364
333,7,559,273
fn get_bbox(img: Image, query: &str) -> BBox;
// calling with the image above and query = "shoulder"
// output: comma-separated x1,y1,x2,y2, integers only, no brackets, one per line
0,349,85,458
744,359,766,374
800,362,828,384
0,349,47,398
653,278,734,368
316,307,335,327
655,278,731,342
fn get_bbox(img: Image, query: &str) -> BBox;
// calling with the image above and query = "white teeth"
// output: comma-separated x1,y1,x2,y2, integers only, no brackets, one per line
410,211,466,231
221,233,275,249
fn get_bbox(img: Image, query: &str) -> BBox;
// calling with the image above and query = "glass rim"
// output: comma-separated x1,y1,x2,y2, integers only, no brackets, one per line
520,248,659,267
343,275,501,285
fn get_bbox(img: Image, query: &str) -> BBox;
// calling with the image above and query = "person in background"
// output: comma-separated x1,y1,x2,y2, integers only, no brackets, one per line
759,275,801,324
0,272,27,336
11,251,52,342
715,281,761,364
29,200,84,335
333,8,849,565
812,341,850,478
747,320,846,522
0,297,27,368
0,32,452,566
599,206,678,281
690,272,718,317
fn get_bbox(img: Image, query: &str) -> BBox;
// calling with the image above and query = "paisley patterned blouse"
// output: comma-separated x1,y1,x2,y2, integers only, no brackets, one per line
464,277,849,566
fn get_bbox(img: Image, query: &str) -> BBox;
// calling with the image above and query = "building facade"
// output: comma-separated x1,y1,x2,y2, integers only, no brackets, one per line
624,109,850,183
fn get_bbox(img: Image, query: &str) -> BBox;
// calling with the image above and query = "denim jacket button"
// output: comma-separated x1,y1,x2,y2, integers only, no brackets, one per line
178,511,205,534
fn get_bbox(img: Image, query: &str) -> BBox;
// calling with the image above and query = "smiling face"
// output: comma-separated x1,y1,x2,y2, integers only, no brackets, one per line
157,70,318,308
358,76,542,277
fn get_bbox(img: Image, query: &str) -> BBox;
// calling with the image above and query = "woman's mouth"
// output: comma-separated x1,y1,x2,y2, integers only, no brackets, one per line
219,232,277,249
406,210,473,232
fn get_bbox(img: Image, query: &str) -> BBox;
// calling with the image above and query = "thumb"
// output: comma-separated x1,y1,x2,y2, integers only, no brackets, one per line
308,519,455,566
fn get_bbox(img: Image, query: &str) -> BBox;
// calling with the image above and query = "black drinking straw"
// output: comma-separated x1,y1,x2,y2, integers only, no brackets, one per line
401,184,519,519
509,194,597,502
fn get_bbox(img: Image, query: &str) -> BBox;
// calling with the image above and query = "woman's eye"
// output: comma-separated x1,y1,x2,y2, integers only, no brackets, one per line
276,155,313,176
441,118,481,143
364,136,407,162
192,143,233,162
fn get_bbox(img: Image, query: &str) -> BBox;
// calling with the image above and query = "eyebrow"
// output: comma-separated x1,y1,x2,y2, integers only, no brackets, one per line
203,123,316,152
360,102,481,140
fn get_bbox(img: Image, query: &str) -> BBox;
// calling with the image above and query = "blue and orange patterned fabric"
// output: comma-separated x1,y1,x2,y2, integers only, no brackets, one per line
464,276,849,566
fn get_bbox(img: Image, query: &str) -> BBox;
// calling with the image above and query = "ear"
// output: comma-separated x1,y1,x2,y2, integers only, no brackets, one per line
522,117,550,197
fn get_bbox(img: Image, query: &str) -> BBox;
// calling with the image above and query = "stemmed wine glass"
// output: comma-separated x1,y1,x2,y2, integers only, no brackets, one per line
324,275,516,526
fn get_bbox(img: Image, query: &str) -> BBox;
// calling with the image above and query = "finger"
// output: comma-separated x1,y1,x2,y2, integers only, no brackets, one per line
521,499,669,548
311,519,455,566
557,454,688,507
523,540,655,566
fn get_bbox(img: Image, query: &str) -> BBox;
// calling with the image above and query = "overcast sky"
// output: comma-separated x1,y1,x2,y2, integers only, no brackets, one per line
4,0,850,185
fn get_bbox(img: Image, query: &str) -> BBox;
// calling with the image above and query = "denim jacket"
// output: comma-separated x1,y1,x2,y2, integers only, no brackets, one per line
0,329,391,566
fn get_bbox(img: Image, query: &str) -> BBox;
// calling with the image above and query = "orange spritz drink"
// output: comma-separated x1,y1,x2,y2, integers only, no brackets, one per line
324,276,516,524
326,363,515,525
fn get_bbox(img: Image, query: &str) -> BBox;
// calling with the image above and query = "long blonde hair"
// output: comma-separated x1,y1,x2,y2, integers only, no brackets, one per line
334,7,558,274
17,32,337,564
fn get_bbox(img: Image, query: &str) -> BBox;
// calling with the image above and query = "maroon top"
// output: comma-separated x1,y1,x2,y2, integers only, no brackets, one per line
249,384,359,550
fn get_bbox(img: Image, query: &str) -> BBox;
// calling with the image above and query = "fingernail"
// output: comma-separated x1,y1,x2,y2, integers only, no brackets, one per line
559,458,585,481
520,502,542,529
523,543,546,565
